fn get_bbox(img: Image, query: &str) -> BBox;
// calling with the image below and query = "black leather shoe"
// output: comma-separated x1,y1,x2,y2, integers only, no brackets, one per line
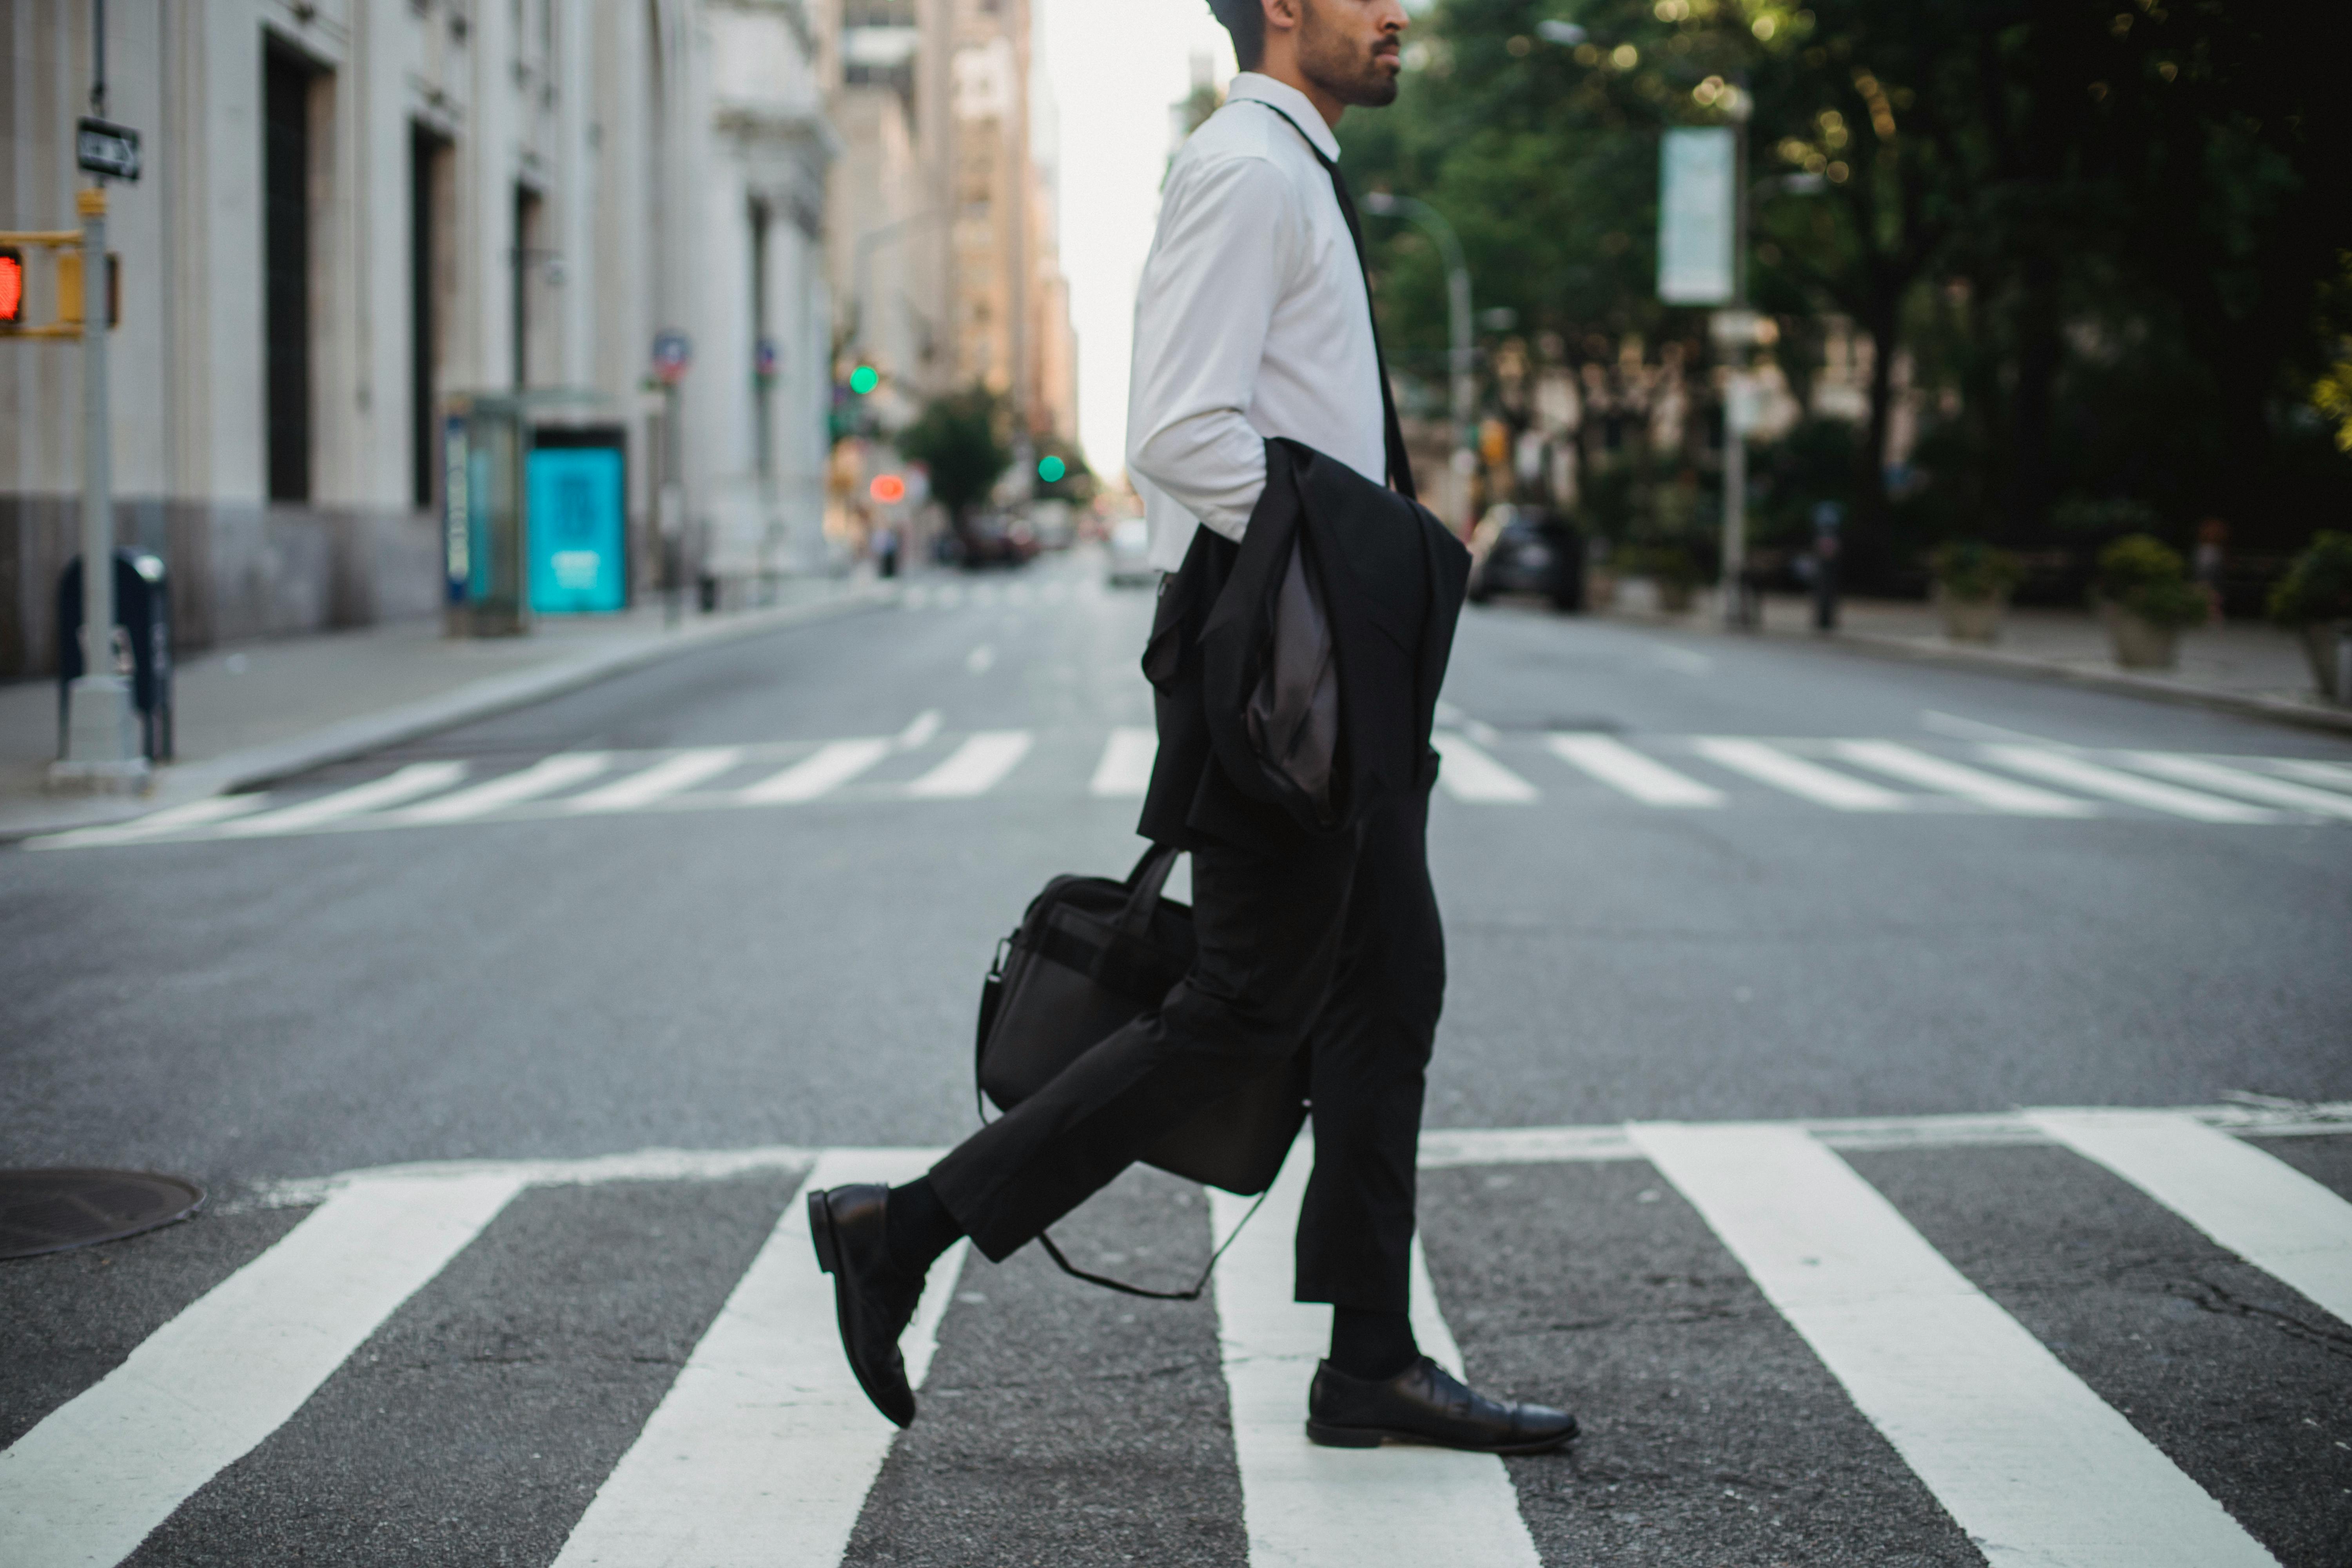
807,1183,924,1428
1306,1356,1578,1454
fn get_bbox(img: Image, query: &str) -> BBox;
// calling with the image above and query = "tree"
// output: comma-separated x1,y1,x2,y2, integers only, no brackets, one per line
895,385,1013,535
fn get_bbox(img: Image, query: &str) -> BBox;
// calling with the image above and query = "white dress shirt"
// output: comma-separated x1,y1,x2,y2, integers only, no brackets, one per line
1126,74,1388,571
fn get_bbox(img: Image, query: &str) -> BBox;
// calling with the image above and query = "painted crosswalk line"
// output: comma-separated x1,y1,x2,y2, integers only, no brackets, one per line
2273,758,2352,792
738,738,893,804
2120,752,2352,821
399,752,612,823
1433,731,1541,803
1210,1146,1542,1568
1693,737,1908,811
907,730,1034,797
2027,1109,2352,1327
37,793,271,847
1978,745,2280,823
1832,739,2098,817
0,1171,524,1568
219,760,470,835
1548,731,1726,807
1090,726,1158,798
565,747,746,813
1630,1122,2281,1568
550,1149,964,1568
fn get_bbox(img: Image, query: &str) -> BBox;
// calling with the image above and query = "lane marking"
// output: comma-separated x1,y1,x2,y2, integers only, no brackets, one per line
565,748,744,813
219,761,470,835
1547,733,1726,808
1210,1144,1542,1568
30,794,270,848
737,739,892,804
1978,746,2279,824
2119,753,2352,821
1693,738,1908,811
2273,759,2352,793
1089,726,1158,798
1832,740,2097,817
397,753,612,824
1432,731,1540,803
0,1171,523,1568
905,731,1033,798
2028,1109,2352,1327
894,709,943,750
549,1149,963,1568
965,643,996,674
1629,1122,2281,1568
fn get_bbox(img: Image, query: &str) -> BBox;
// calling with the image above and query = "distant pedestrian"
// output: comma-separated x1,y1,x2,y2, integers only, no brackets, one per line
2194,517,2228,625
804,0,1575,1457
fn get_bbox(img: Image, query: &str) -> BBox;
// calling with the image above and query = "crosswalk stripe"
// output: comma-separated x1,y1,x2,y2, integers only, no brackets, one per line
2118,753,2352,821
2027,1110,2352,1326
34,794,271,848
1090,726,1158,797
564,748,745,813
1546,732,1726,807
1210,1146,1542,1568
0,1171,523,1568
1832,739,2097,816
220,760,470,835
550,1149,963,1568
1432,731,1540,803
1693,738,1908,811
2272,758,2352,793
1629,1122,2280,1568
906,730,1033,797
398,753,612,823
1978,746,2278,823
738,739,892,804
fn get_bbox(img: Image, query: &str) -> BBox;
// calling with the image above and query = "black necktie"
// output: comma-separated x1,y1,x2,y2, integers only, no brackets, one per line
1249,101,1419,502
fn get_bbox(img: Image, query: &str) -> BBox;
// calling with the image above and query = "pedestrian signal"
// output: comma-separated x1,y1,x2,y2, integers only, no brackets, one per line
849,365,880,396
0,249,22,324
1037,456,1067,485
870,474,907,505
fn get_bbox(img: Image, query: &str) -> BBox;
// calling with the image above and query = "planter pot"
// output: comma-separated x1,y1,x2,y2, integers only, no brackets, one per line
1657,580,1696,615
2105,608,2179,670
1587,568,1618,612
1936,590,2007,644
2301,621,2352,702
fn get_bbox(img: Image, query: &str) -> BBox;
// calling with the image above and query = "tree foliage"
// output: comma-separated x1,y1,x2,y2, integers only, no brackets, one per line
895,385,1013,528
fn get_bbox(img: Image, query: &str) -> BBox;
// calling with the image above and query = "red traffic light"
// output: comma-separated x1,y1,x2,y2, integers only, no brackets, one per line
0,249,23,325
869,474,908,505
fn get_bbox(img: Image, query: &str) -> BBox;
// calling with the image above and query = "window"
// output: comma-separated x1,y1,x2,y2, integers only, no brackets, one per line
264,45,317,503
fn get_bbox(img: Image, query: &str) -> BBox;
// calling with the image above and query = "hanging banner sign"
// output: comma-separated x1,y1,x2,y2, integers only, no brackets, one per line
1657,127,1735,305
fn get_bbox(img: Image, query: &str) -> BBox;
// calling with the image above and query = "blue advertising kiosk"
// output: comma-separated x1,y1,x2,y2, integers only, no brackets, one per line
441,393,630,635
527,428,630,615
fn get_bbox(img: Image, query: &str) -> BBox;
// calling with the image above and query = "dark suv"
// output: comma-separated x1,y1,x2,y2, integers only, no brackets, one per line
1467,505,1584,611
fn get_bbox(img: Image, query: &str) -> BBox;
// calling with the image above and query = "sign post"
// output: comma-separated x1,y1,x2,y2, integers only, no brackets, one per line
651,331,692,623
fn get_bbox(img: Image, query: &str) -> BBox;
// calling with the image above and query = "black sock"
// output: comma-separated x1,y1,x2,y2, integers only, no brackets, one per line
885,1177,963,1279
1328,1307,1419,1381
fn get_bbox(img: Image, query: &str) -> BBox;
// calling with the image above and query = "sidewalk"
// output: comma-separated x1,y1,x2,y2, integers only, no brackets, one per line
1602,583,2352,736
0,577,893,842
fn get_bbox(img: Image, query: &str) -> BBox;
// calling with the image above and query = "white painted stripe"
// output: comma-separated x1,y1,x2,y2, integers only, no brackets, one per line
964,642,997,673
1090,726,1158,797
934,584,963,608
550,1149,962,1568
1005,583,1033,605
31,794,271,848
1833,740,2097,817
1979,746,2278,823
2273,759,2352,793
1210,1143,1542,1568
565,748,745,813
1629,1122,2279,1568
2119,753,2352,821
894,708,943,750
902,586,931,610
1546,733,1725,807
737,738,892,804
1693,738,1907,811
398,753,612,823
1041,581,1069,603
1432,731,1540,803
0,1171,522,1568
220,761,470,835
2029,1110,2352,1326
905,730,1033,798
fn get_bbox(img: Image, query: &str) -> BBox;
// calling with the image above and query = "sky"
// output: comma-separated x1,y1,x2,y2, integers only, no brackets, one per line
1037,0,1236,487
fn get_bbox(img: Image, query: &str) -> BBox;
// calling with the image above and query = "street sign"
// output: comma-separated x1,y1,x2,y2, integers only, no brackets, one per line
652,330,692,385
76,118,142,182
754,336,780,380
1658,127,1735,305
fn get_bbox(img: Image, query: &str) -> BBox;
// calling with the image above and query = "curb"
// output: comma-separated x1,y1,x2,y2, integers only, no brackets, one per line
0,585,897,844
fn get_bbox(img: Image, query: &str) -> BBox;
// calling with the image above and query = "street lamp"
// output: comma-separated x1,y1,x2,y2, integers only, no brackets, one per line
1361,191,1474,530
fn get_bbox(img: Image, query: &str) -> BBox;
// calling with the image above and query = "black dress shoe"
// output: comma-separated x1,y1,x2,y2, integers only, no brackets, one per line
1306,1356,1578,1454
807,1183,924,1428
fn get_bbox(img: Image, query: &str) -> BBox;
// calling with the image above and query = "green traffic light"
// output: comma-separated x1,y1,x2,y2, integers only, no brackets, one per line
1038,455,1067,485
850,365,879,396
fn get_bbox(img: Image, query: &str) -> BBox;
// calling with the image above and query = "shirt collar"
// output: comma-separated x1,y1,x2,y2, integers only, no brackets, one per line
1226,73,1342,164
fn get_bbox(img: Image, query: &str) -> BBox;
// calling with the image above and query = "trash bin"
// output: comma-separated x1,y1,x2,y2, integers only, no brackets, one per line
57,549,173,762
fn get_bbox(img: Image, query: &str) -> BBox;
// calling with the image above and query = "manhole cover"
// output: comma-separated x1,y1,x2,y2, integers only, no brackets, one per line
0,1169,205,1260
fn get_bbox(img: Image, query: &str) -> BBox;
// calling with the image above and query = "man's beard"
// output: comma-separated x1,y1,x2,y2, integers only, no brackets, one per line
1298,0,1401,107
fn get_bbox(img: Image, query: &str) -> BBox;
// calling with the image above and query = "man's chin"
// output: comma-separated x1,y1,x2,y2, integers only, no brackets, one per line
1336,67,1401,109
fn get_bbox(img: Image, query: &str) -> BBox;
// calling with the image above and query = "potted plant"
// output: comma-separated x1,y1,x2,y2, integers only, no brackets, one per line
1929,540,2024,643
2094,534,2207,669
2266,530,2352,701
1646,544,1701,614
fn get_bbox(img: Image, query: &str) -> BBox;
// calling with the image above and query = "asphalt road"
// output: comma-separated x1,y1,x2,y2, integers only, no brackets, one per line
4,548,2348,1566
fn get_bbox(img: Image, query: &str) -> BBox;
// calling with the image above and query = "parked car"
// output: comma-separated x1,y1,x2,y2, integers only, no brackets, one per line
953,512,1039,570
1105,515,1158,587
1467,505,1584,611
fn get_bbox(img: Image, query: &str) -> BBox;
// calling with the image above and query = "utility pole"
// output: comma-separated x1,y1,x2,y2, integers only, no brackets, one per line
1716,87,1756,631
1363,191,1473,530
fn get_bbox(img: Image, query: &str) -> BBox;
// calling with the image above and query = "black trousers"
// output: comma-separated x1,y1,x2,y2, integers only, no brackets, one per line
928,787,1444,1312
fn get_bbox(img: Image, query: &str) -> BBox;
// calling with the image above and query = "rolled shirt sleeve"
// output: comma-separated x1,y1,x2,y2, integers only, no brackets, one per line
1126,153,1299,544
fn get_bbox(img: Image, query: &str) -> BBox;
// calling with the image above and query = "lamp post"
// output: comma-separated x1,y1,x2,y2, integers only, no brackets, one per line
1361,192,1473,530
